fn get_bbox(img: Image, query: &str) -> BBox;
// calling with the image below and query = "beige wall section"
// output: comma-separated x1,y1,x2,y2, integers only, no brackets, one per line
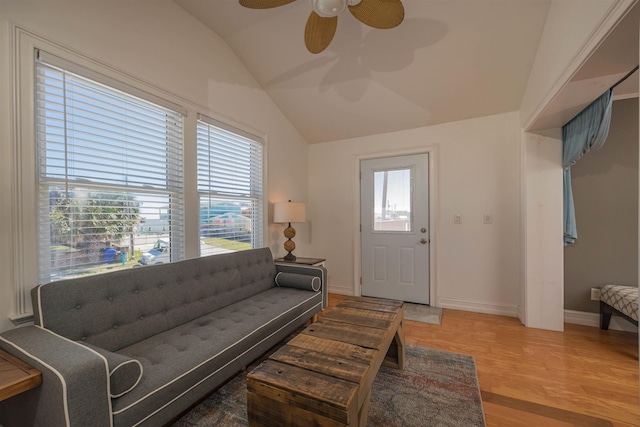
565,98,639,313
308,112,521,316
0,0,309,332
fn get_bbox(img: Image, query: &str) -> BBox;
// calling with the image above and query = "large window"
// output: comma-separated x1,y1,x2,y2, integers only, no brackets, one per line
197,114,264,256
35,51,184,283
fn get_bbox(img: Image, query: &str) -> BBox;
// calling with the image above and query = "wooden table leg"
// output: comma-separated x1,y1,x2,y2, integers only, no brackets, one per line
357,387,372,427
382,321,405,370
395,322,405,370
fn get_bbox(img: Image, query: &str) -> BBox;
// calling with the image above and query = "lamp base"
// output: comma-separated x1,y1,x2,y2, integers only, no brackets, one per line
283,222,297,261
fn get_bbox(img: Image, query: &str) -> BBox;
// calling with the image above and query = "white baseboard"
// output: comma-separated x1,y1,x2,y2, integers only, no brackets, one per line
328,284,354,296
326,292,638,335
564,309,638,333
438,297,519,317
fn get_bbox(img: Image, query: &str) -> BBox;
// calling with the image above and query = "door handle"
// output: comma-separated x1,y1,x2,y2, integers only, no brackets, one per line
420,238,428,244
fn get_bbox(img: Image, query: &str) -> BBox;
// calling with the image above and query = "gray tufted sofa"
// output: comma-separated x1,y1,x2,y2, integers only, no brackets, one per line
0,247,326,427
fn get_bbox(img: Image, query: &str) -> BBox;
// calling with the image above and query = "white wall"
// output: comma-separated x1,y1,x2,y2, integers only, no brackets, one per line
520,0,632,129
0,0,309,332
518,0,636,331
308,112,522,316
521,130,565,331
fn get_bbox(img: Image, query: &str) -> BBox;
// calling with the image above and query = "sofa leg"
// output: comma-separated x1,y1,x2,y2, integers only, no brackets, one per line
600,301,612,330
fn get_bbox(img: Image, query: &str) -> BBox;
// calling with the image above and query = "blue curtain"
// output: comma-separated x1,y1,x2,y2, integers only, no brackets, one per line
562,89,613,245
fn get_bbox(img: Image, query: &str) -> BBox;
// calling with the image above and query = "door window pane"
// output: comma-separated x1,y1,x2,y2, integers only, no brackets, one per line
373,168,412,231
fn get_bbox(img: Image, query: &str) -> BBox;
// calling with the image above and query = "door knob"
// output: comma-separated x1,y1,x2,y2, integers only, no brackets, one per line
420,238,428,244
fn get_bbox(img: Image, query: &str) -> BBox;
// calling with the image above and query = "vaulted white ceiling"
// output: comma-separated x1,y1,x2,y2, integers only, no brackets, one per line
174,0,637,144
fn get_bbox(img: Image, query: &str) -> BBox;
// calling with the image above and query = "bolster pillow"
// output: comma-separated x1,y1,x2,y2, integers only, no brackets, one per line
275,272,321,292
80,342,143,398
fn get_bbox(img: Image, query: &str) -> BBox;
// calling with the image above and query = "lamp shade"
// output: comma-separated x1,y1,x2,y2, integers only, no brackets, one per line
273,201,306,224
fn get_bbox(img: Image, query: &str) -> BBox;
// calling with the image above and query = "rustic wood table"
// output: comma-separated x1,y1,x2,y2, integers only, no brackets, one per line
247,296,405,427
0,349,42,401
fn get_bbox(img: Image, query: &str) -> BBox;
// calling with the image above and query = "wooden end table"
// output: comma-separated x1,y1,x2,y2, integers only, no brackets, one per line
0,349,42,401
275,257,326,267
247,296,405,427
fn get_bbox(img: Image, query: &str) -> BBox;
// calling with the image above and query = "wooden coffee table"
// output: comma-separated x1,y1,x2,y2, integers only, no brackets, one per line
247,296,404,427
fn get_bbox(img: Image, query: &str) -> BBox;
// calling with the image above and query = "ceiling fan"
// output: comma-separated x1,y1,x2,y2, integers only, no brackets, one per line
239,0,405,54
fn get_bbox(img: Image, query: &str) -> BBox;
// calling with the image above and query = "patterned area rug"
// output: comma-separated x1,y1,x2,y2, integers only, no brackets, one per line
174,345,485,427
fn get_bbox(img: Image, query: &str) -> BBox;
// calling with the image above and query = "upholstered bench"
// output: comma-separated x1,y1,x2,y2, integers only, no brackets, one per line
599,284,638,330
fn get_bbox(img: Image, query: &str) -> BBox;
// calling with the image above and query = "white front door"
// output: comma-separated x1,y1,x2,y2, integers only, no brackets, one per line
360,154,430,304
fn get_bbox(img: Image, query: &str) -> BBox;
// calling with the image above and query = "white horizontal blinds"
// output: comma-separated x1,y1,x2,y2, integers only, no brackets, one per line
36,50,187,115
197,114,263,256
36,51,184,283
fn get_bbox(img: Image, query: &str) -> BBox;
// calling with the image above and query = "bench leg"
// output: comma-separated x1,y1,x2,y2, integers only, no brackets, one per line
357,388,372,427
382,322,405,370
600,301,613,330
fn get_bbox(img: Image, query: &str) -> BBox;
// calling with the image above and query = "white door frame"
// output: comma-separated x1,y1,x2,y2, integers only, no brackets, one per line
353,145,439,306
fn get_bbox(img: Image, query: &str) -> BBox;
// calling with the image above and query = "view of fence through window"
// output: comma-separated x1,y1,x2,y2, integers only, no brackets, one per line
373,168,412,231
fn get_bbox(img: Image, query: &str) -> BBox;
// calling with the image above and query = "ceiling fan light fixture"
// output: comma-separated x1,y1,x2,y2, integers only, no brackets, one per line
310,0,347,18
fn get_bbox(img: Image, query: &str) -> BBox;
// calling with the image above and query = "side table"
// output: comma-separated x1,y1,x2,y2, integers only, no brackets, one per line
274,257,326,267
275,256,327,323
0,348,42,401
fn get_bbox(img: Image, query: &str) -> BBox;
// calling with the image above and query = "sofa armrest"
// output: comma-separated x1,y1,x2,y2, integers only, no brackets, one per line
275,263,328,309
0,326,111,427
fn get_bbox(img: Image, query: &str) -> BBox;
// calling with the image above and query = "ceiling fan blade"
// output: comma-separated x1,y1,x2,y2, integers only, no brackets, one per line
304,12,338,54
239,0,296,9
348,0,404,29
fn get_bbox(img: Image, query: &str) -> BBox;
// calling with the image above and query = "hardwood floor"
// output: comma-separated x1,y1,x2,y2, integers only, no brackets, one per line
325,294,640,427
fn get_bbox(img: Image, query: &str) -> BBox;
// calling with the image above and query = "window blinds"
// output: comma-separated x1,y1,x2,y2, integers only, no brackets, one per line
35,51,184,282
196,114,263,255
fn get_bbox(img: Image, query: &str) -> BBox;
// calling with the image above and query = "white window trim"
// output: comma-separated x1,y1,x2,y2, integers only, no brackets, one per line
9,25,269,320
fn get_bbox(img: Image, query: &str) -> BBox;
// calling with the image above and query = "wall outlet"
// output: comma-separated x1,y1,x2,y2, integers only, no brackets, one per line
590,288,601,301
454,214,462,224
483,214,493,224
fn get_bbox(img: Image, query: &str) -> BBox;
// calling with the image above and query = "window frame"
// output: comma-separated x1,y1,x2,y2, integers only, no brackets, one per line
34,51,186,283
10,27,269,320
196,113,265,255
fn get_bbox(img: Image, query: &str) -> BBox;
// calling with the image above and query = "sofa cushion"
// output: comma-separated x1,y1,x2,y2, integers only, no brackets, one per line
275,272,321,292
81,343,143,398
110,286,323,426
32,247,277,352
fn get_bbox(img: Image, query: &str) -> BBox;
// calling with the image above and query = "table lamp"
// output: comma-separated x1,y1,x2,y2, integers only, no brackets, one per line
273,200,306,261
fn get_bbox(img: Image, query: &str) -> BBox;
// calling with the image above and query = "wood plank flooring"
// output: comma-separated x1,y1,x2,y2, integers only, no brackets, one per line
325,294,639,427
